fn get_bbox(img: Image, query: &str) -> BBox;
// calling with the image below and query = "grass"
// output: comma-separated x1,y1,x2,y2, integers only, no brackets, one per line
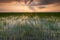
0,13,60,40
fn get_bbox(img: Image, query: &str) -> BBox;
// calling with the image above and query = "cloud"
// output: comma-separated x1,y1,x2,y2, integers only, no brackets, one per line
0,0,16,3
0,0,60,5
39,0,60,5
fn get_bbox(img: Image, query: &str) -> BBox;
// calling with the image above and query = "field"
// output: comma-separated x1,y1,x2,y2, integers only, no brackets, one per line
0,13,60,40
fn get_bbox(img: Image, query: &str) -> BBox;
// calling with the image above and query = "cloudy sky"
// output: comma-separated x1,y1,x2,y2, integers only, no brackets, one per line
0,0,60,12
0,0,60,4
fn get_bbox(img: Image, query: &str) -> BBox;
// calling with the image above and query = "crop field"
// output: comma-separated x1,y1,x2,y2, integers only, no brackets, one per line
0,13,60,40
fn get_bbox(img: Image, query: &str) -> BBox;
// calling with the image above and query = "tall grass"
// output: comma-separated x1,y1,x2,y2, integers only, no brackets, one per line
0,14,60,40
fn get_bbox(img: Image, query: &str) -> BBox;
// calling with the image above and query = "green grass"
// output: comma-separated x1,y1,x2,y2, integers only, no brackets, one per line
0,13,60,40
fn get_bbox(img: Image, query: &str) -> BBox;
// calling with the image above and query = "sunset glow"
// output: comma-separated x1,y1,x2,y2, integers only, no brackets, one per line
0,0,60,12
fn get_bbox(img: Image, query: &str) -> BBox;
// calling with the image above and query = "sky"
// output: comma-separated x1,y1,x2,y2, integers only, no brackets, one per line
0,0,60,12
0,0,60,4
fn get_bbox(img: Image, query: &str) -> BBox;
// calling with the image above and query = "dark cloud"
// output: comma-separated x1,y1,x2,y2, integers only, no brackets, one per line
0,0,60,5
0,0,25,3
39,0,60,5
0,0,17,3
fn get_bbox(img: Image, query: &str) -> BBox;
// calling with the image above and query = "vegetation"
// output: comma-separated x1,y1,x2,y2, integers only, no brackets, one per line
0,13,60,40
